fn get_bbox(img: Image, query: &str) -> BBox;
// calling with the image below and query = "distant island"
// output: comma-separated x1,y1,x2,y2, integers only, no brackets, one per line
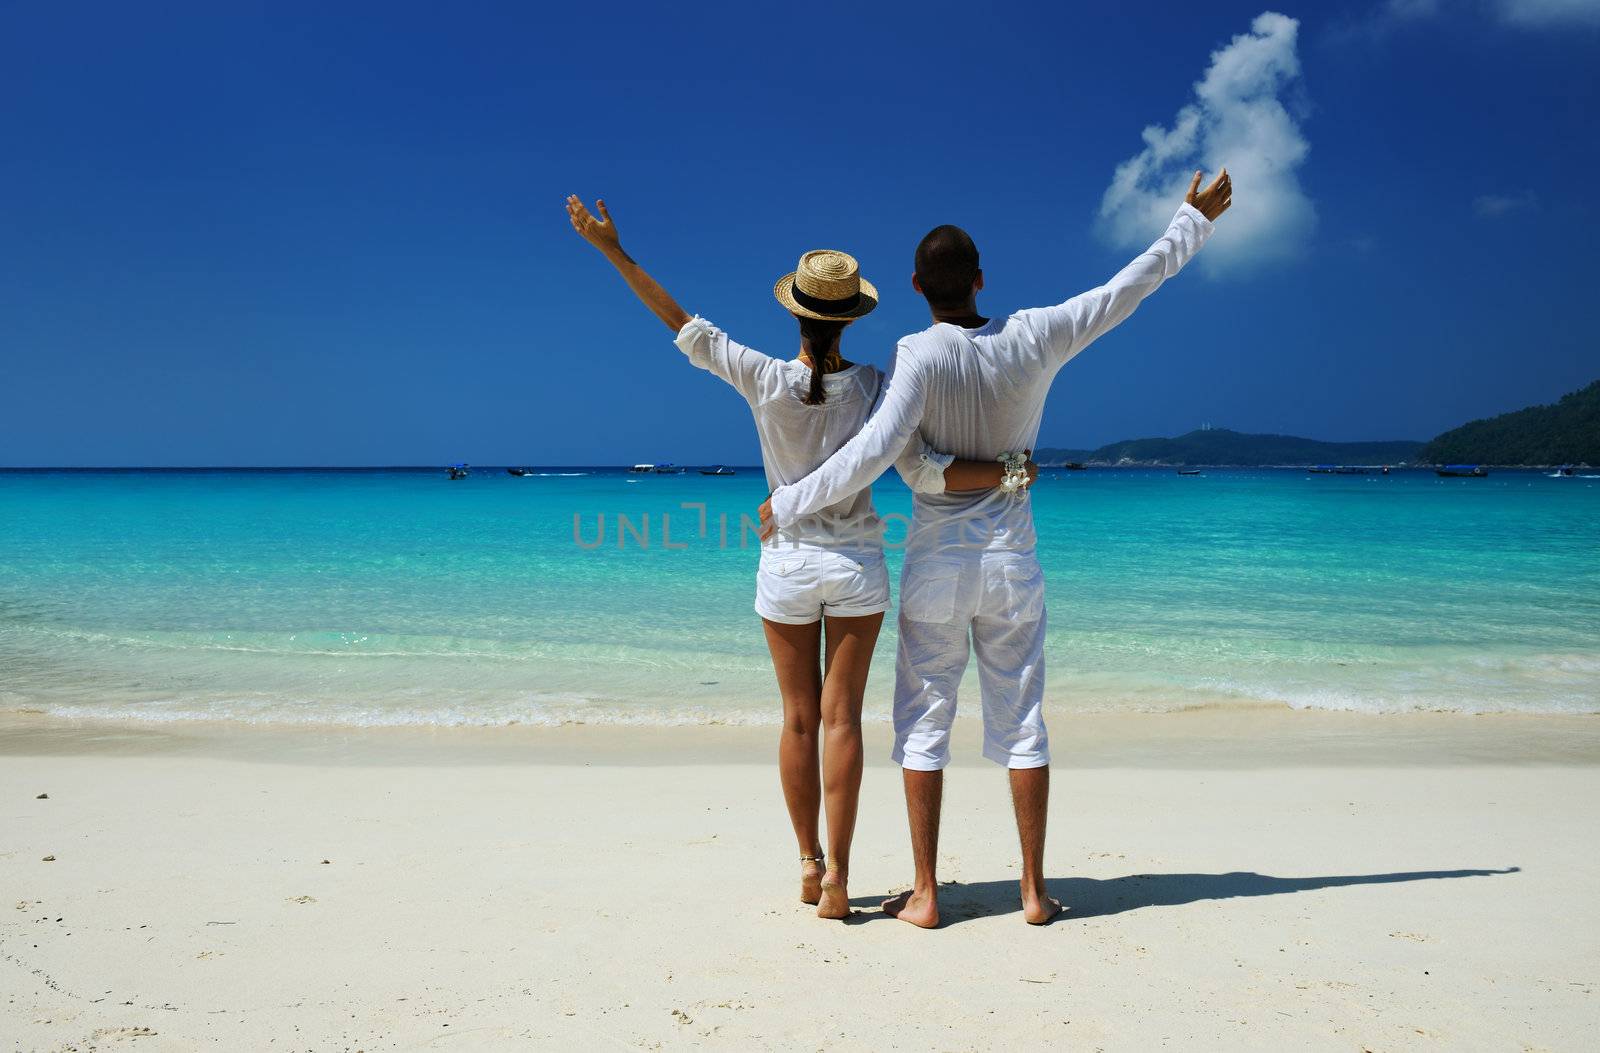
1040,377,1597,468
1035,431,1422,468
1416,378,1598,466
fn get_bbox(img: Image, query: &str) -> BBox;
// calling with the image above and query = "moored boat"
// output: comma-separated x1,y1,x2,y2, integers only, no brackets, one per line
1435,465,1488,478
699,466,736,476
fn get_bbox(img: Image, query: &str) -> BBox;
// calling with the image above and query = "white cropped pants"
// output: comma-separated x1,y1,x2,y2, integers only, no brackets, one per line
892,548,1049,770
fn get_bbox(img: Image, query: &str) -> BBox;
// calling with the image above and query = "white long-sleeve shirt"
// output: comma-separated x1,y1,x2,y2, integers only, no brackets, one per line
675,317,954,550
767,204,1214,552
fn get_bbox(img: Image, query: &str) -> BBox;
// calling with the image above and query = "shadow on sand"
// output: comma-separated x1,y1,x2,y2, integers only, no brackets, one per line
845,867,1519,926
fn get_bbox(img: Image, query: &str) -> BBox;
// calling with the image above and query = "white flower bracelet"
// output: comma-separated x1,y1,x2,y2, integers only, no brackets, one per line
998,450,1030,492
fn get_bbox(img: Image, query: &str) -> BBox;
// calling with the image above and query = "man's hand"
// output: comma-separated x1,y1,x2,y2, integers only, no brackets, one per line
1185,168,1232,222
757,495,776,541
762,454,1037,537
566,195,624,257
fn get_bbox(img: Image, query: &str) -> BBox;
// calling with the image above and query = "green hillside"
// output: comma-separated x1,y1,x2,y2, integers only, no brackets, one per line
1416,379,1600,465
1036,430,1421,467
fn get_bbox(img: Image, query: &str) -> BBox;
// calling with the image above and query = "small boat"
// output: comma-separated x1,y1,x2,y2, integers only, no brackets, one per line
699,466,737,476
507,467,531,477
1553,465,1576,477
446,463,470,480
1435,465,1487,478
1064,462,1087,471
1177,469,1202,476
628,463,655,473
651,464,685,474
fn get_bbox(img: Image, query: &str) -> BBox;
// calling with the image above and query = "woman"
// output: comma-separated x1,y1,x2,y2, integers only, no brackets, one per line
565,196,1032,919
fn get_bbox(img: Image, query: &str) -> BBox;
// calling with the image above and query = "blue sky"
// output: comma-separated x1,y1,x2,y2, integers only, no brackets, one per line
2,0,1597,466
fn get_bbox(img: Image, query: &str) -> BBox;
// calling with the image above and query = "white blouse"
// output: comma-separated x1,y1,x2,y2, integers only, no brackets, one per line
676,317,953,550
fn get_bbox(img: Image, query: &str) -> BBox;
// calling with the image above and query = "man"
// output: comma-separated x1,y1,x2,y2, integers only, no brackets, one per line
758,170,1232,927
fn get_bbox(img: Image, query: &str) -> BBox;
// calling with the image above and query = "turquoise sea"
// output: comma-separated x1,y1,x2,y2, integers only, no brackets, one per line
2,467,1597,726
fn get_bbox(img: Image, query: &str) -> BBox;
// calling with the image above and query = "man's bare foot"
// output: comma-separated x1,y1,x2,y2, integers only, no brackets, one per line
881,888,939,928
800,857,824,905
1021,885,1066,925
817,866,850,919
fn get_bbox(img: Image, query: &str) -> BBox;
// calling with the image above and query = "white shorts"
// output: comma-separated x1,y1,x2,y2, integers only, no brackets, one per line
892,549,1049,771
755,546,890,624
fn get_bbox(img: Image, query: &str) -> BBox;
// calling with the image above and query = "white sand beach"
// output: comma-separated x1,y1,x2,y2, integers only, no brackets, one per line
3,708,1597,1051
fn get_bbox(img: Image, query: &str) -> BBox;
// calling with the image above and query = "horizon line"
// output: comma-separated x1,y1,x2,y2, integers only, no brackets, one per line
0,464,767,471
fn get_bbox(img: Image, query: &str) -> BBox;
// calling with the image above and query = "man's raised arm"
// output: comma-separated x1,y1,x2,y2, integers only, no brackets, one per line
1030,169,1231,365
758,348,930,536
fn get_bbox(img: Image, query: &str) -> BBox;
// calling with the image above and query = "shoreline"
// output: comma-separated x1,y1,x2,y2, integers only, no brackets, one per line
4,705,1598,769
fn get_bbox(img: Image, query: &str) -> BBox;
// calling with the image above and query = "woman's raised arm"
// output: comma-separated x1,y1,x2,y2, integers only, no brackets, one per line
566,196,690,332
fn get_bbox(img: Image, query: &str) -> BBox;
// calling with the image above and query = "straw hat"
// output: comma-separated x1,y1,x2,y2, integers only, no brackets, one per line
773,250,879,321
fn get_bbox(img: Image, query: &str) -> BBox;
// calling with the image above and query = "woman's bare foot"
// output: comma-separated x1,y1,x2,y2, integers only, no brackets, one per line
800,856,824,905
1021,883,1065,925
817,865,850,919
881,888,939,928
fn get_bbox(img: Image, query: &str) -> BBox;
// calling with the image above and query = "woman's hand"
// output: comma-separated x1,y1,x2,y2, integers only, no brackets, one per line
565,195,688,331
1184,168,1232,222
566,195,625,257
757,495,776,541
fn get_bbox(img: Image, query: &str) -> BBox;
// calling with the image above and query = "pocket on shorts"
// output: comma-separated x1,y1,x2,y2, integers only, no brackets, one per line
756,552,819,621
822,551,889,615
998,559,1045,623
761,555,806,578
901,559,963,624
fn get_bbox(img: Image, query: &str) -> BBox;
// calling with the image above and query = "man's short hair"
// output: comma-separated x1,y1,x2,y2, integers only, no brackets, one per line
914,224,980,310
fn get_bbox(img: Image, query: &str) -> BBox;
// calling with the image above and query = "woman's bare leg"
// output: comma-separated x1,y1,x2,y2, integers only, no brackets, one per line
815,611,884,918
762,617,825,903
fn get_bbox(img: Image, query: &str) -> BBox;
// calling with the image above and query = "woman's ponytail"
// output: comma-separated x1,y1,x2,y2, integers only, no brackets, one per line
805,356,828,406
797,316,847,406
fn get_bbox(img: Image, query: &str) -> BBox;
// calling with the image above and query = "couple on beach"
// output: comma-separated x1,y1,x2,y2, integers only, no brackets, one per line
568,171,1230,926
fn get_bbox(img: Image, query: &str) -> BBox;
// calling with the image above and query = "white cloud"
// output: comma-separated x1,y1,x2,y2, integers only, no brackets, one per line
1098,12,1314,275
1491,0,1600,26
1342,0,1600,33
1473,191,1538,217
1377,0,1444,26
1325,0,1439,44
